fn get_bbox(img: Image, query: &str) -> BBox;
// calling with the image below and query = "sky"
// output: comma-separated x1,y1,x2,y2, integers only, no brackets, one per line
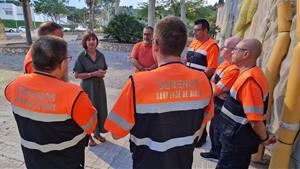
68,0,218,9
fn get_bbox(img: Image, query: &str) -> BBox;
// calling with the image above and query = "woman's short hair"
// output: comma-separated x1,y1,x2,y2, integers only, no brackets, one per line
82,31,99,49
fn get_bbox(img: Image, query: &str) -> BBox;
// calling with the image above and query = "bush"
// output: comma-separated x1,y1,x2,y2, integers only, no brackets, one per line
2,19,42,28
104,14,144,43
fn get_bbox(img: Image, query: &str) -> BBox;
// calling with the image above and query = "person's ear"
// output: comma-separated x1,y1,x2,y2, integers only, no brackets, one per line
242,50,250,59
153,40,159,52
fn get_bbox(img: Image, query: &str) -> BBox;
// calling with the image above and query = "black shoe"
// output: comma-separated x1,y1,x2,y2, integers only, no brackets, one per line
200,152,218,160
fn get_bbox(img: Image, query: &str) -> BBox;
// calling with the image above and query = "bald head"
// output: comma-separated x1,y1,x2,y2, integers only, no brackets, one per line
225,36,242,48
231,38,262,68
240,38,262,59
221,36,241,62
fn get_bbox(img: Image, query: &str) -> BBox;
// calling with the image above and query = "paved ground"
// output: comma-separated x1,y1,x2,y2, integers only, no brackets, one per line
0,40,268,169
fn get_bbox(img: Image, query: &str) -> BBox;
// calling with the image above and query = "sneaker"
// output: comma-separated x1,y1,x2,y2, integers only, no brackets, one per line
200,152,218,160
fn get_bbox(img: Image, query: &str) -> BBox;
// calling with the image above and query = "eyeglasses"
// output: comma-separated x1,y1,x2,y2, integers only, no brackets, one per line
233,47,248,52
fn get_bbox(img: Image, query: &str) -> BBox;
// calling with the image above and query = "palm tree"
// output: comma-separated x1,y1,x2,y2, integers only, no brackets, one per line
115,0,120,15
148,0,156,27
180,0,186,24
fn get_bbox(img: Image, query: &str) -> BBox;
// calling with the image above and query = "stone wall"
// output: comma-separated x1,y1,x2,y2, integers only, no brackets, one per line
0,45,30,55
99,40,134,53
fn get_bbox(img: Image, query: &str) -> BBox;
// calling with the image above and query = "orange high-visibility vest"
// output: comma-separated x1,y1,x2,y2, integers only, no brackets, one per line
5,72,97,168
220,66,268,154
105,62,214,169
211,61,240,96
186,38,219,71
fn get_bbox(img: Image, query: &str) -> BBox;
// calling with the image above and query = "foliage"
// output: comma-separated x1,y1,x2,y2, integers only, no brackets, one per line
2,19,42,28
33,0,69,22
104,14,144,43
67,6,88,24
136,0,217,36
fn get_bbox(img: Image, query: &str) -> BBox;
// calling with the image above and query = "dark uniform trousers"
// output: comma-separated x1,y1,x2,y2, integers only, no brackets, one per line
216,150,251,169
209,97,224,157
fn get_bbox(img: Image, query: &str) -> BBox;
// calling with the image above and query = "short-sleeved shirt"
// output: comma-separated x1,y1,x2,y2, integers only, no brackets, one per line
131,41,155,72
233,67,268,122
73,50,107,73
187,38,219,69
211,61,240,96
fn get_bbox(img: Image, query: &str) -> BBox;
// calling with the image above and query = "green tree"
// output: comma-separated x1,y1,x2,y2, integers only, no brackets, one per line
67,6,88,24
33,0,69,22
104,14,144,43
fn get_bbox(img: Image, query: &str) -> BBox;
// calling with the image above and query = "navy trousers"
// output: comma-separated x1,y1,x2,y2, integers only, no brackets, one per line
216,150,251,169
209,97,224,157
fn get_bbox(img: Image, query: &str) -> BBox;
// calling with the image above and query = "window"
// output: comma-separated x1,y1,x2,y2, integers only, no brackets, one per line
5,10,13,15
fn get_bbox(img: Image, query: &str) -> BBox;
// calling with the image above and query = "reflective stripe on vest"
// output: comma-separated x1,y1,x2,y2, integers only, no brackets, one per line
108,111,134,130
186,62,207,71
136,99,210,114
130,129,200,152
221,106,248,125
13,104,97,133
12,104,71,122
21,132,86,153
13,104,96,152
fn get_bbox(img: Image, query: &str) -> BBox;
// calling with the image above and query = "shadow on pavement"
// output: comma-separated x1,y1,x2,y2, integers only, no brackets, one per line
89,140,132,169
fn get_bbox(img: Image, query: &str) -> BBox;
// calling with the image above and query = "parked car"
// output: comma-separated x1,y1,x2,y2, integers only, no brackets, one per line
75,26,87,31
17,26,26,32
4,27,17,32
63,27,71,32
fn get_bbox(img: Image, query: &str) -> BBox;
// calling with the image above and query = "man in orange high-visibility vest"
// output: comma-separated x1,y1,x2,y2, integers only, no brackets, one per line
105,16,214,169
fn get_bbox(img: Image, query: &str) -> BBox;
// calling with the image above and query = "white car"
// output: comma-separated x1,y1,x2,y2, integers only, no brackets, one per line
63,27,71,32
17,26,26,32
4,27,17,32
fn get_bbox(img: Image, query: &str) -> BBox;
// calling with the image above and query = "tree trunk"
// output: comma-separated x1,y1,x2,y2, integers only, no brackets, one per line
115,0,120,15
180,0,186,24
87,0,94,31
22,0,32,45
0,18,6,41
148,0,156,27
26,3,33,30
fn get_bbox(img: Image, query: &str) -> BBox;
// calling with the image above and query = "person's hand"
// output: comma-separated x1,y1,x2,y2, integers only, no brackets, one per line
94,69,106,78
262,134,276,146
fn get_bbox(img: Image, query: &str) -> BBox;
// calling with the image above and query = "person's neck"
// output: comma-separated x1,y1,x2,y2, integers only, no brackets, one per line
198,35,210,43
35,70,60,79
87,48,96,54
239,64,256,73
143,40,152,46
157,55,181,67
